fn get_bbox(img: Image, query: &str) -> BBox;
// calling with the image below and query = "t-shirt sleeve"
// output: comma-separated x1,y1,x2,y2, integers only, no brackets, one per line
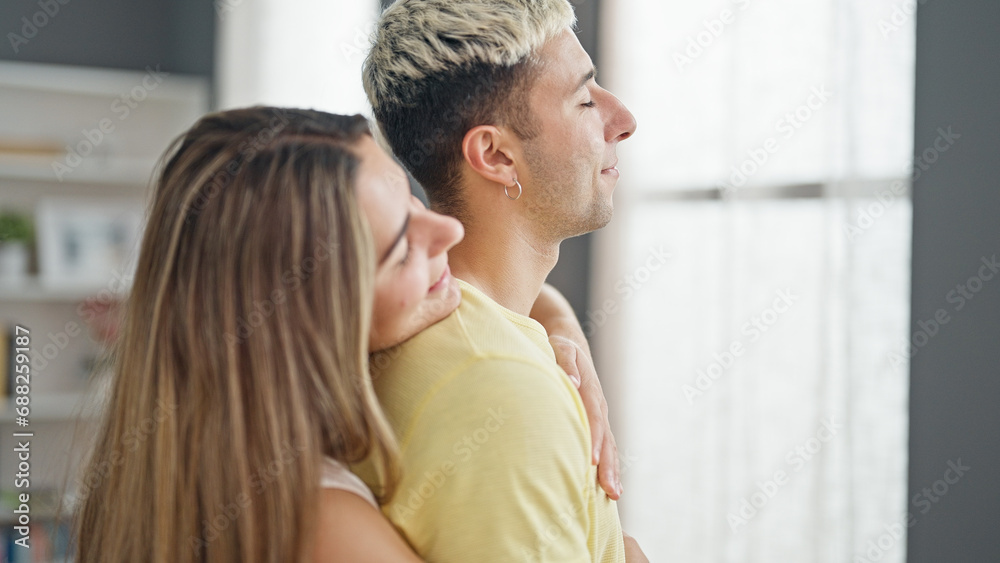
382,356,597,562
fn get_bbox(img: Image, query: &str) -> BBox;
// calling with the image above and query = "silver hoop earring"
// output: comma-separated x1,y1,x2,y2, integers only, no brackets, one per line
504,179,522,200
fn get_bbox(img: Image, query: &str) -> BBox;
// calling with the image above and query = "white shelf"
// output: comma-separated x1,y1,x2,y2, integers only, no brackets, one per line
0,279,126,303
0,153,159,186
0,60,207,101
0,392,102,424
0,60,209,189
0,504,63,526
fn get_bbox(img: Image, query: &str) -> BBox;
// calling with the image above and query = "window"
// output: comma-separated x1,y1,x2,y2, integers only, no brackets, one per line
597,1,916,560
216,0,378,114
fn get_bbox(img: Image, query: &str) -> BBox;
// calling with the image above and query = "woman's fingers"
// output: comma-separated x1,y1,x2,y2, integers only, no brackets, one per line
550,334,622,499
549,335,583,388
599,425,622,498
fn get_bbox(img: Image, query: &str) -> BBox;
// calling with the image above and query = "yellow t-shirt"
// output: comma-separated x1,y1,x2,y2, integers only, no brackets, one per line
356,280,625,562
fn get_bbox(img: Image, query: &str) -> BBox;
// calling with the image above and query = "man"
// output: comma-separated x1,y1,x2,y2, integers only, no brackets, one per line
358,0,639,560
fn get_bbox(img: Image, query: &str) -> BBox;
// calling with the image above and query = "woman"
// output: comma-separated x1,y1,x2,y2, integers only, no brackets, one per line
73,107,634,562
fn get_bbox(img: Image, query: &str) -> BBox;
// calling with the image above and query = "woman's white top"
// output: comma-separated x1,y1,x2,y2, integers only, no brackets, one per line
319,456,378,509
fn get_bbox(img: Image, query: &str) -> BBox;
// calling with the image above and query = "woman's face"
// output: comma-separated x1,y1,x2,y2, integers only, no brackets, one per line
354,136,465,351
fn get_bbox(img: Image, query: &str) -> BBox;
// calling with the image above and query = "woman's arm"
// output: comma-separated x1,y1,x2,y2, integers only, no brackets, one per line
310,489,423,562
530,283,623,500
623,532,650,563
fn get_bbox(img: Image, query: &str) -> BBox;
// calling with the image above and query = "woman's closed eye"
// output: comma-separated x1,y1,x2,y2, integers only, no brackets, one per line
398,239,411,267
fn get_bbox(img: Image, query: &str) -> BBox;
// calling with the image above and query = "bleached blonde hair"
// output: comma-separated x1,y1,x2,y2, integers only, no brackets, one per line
363,0,576,219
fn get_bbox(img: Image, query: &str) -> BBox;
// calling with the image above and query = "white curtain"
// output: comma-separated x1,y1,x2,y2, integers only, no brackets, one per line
596,1,915,561
215,0,379,114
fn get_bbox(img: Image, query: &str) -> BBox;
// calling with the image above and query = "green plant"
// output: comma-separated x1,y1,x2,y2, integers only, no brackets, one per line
0,211,34,244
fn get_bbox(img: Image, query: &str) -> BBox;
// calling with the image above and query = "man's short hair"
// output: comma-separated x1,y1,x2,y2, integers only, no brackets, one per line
364,0,576,220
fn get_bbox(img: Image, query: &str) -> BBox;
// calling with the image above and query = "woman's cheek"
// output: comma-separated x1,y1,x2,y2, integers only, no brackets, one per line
382,280,409,318
401,270,423,306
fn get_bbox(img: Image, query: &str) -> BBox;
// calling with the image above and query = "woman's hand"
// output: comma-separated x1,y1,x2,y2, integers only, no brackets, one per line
549,335,622,499
531,284,622,500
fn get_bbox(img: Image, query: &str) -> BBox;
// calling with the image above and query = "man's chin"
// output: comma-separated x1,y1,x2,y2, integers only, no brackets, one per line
597,194,615,224
592,210,613,232
576,202,614,236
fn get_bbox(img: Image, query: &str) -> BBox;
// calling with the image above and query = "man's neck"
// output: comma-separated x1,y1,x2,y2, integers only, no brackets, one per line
447,219,559,316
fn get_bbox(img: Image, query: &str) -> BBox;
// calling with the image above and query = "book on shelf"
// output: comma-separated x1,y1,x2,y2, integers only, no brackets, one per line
0,520,70,562
0,323,35,403
0,487,71,562
0,324,11,401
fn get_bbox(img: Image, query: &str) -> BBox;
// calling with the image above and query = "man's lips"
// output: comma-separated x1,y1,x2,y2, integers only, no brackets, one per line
429,264,450,293
601,162,619,177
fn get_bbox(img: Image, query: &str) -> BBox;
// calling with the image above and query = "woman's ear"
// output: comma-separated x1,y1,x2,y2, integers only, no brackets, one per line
461,125,518,186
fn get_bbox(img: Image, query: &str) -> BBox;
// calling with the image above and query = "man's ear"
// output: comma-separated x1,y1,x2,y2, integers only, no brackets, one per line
461,125,518,186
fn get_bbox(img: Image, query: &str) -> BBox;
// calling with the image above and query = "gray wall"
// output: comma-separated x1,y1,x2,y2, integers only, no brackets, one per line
907,1,1000,561
1,0,214,76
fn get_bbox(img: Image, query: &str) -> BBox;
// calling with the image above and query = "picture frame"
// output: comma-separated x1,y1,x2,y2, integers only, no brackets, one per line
36,198,145,290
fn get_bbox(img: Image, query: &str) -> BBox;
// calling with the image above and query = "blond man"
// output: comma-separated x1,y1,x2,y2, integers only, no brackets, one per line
357,0,641,560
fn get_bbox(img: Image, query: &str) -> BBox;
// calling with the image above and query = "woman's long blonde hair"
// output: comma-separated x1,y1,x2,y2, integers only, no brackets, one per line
74,107,399,562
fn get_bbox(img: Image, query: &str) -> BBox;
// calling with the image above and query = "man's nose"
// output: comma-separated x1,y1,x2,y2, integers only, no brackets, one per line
606,92,637,143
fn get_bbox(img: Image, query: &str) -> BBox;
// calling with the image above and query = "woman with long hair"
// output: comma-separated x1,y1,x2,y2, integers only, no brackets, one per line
72,107,628,562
